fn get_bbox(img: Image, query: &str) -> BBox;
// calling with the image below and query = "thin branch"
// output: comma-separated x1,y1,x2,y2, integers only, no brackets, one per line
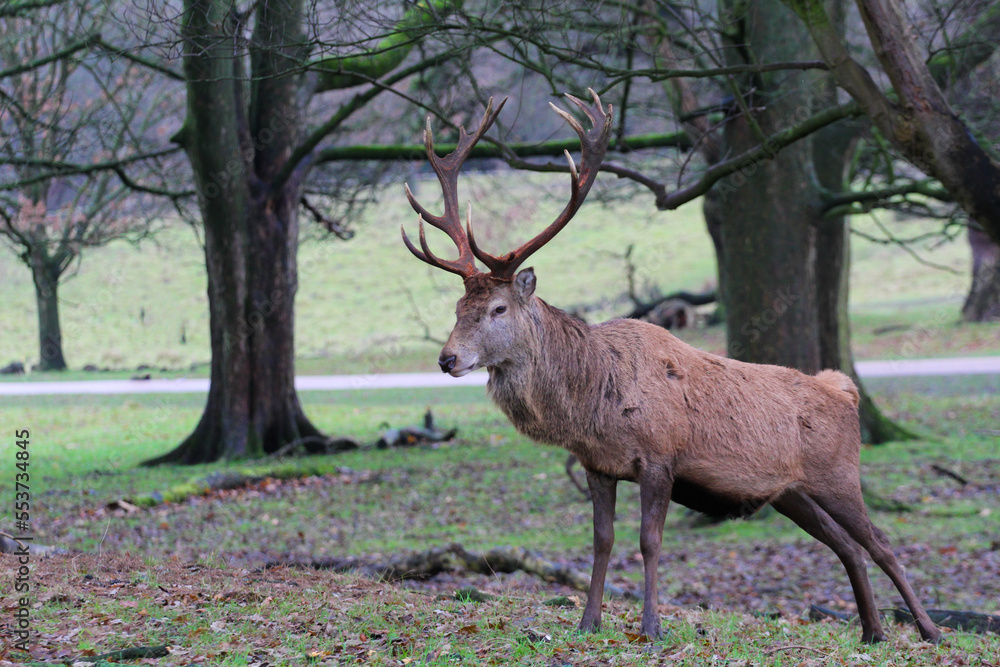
314,131,691,163
822,180,953,214
0,0,67,17
95,39,184,81
300,196,353,240
764,645,829,657
667,102,860,207
496,102,860,212
108,162,194,199
311,0,462,92
399,281,446,346
861,213,962,274
608,60,830,87
272,46,475,193
0,148,185,193
0,32,100,79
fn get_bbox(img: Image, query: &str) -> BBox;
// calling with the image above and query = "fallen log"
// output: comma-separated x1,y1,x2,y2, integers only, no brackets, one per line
894,608,1000,635
808,604,852,623
125,413,453,507
0,531,63,556
625,290,716,320
377,410,457,449
267,543,639,600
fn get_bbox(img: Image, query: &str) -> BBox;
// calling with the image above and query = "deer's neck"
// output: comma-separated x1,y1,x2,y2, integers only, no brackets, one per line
486,299,604,445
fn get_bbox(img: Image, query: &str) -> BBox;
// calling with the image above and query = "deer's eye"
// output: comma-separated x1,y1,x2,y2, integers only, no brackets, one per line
493,305,507,316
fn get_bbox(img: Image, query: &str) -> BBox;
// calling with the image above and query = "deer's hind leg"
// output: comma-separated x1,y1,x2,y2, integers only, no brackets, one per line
810,478,941,643
772,489,885,643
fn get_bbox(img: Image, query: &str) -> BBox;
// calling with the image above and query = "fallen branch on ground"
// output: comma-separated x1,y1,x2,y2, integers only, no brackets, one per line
808,604,852,623
377,411,457,448
930,464,970,486
894,608,1000,635
810,604,1000,635
75,645,171,663
268,435,359,458
266,543,639,600
625,289,717,321
0,530,62,556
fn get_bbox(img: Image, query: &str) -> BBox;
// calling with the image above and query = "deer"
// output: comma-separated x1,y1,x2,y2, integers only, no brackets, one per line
400,90,941,644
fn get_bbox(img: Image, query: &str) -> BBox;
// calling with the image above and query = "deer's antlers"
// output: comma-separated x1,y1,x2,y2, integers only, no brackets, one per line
402,90,613,281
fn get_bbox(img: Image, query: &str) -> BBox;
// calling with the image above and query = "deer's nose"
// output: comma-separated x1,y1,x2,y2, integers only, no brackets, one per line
438,354,457,373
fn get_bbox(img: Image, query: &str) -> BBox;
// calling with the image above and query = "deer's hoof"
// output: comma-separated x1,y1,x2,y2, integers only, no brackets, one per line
639,619,662,639
861,631,887,645
920,629,943,645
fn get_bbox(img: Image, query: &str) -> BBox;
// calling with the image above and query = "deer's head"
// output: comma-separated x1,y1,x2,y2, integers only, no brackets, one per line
402,91,613,376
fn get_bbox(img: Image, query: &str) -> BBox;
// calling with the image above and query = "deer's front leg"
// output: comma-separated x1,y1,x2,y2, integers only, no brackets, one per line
638,471,672,638
580,469,617,633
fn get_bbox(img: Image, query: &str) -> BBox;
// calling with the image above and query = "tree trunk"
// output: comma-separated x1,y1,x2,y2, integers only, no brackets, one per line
31,258,67,372
714,0,912,443
144,195,323,465
715,138,821,372
814,212,914,442
716,0,821,373
962,225,1000,322
144,0,322,465
811,64,914,443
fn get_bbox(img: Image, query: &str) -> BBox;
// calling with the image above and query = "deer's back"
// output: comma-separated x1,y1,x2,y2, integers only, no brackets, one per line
505,317,861,496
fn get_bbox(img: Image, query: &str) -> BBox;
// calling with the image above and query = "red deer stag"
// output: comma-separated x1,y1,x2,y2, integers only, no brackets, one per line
401,91,940,644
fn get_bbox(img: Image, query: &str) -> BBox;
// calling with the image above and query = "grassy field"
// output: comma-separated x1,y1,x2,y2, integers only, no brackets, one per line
0,175,994,378
2,176,998,664
2,375,998,664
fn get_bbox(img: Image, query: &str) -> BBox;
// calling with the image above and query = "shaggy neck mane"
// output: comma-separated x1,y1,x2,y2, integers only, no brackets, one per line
487,297,608,432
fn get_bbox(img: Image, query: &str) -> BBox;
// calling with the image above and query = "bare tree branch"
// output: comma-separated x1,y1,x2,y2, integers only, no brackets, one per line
822,179,953,215
0,32,99,79
313,131,690,163
0,0,67,18
96,38,184,81
0,148,185,193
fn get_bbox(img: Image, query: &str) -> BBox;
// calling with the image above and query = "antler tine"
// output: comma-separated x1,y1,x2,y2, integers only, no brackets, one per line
401,98,508,277
487,88,613,280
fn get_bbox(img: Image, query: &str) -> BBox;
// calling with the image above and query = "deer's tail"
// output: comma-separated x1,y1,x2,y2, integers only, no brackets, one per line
815,369,860,408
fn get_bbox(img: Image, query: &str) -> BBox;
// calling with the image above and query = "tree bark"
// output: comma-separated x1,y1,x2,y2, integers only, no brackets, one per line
31,256,67,371
783,0,1000,245
144,0,321,465
811,55,913,443
714,0,910,442
716,0,822,373
962,225,1000,322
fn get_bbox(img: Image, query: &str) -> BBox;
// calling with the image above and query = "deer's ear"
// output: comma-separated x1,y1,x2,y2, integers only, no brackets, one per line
514,267,536,299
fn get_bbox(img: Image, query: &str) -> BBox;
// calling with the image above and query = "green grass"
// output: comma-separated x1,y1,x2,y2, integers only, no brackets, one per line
22,552,998,666
0,176,993,377
3,376,999,663
2,177,999,664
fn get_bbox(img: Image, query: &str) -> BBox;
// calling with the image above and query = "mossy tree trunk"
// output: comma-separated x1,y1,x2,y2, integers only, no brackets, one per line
144,0,319,464
143,0,462,465
715,0,911,443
